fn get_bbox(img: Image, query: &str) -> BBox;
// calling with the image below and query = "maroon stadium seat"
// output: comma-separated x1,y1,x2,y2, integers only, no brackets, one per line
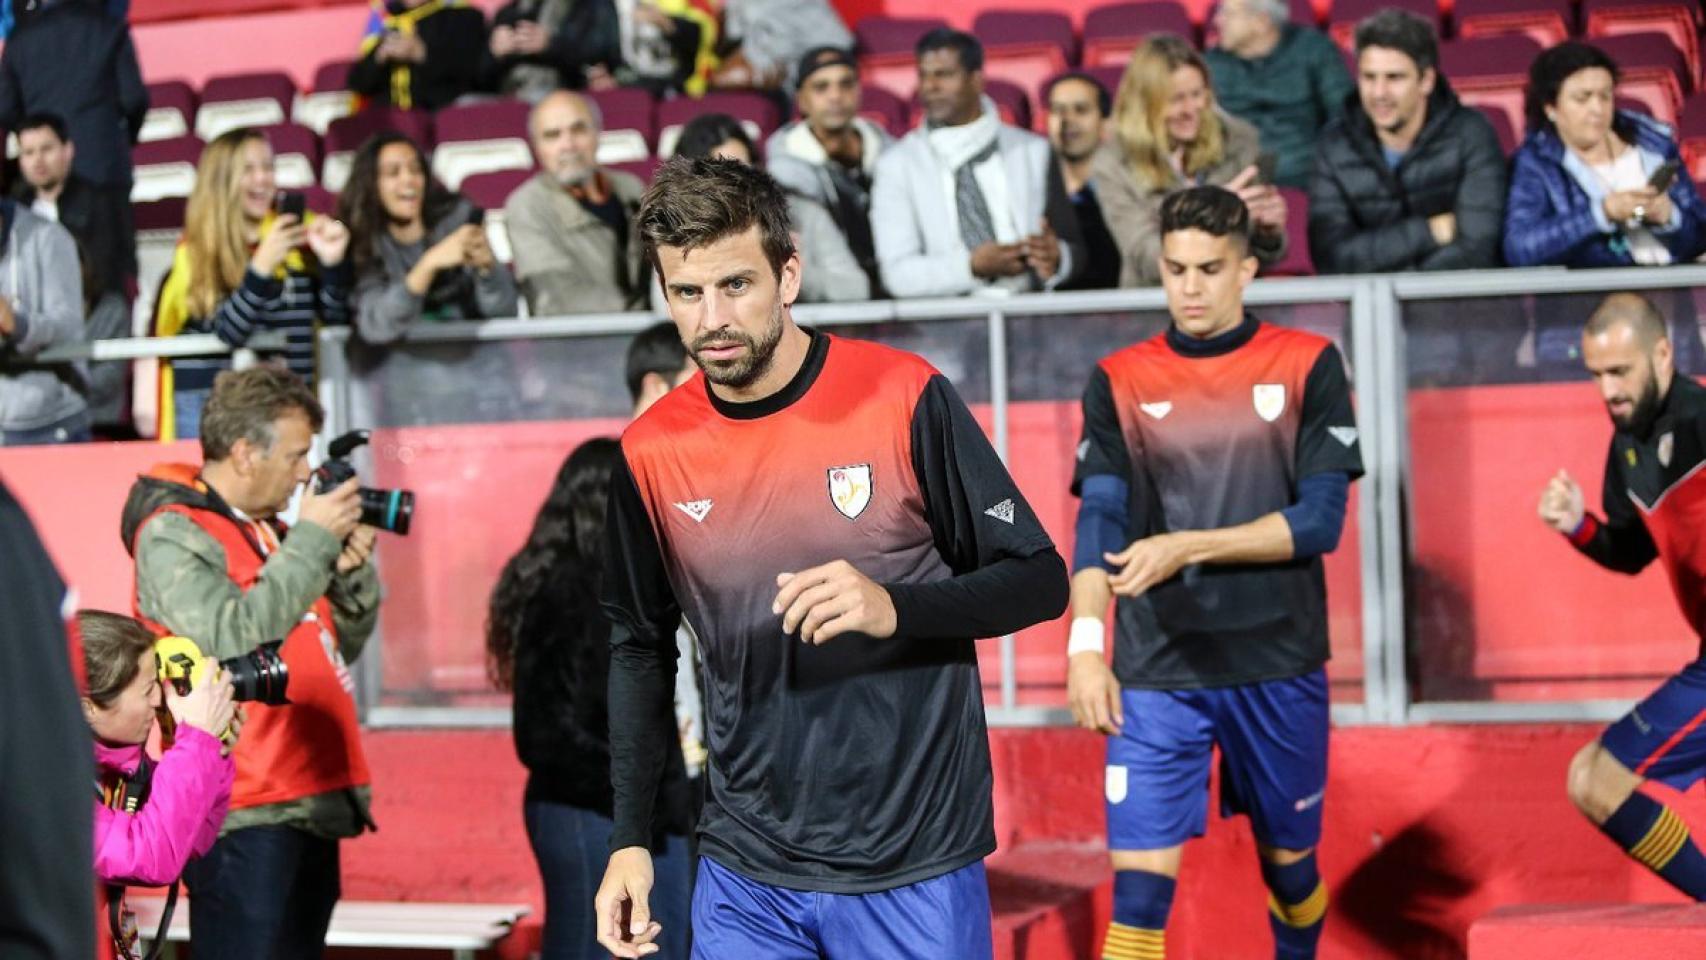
1583,0,1701,85
323,108,433,191
432,100,532,190
196,71,297,140
1681,93,1706,184
133,196,188,234
974,10,1075,132
131,135,205,203
302,185,337,216
257,122,322,189
1086,64,1128,100
589,86,656,163
855,16,949,101
459,168,534,212
1327,0,1438,55
1266,187,1314,277
1082,2,1195,69
858,83,912,137
1473,103,1519,154
1594,32,1691,125
142,80,197,142
1454,0,1574,48
1440,35,1544,142
657,91,781,157
296,59,357,134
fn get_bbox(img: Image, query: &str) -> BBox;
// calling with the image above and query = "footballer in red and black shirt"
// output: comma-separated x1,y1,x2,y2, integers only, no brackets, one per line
1068,187,1363,960
592,157,1068,959
1540,292,1706,903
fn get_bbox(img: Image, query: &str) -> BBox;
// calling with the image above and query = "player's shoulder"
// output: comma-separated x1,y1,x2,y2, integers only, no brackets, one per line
622,371,710,452
1252,321,1337,362
1098,331,1172,376
824,333,942,392
1672,374,1706,419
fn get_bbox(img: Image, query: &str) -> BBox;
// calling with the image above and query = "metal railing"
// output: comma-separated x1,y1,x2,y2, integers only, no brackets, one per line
41,263,1706,728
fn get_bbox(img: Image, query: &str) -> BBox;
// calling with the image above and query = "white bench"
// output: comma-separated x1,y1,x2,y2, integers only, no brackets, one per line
130,896,531,960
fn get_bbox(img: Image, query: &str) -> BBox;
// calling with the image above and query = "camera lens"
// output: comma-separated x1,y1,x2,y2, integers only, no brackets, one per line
358,487,414,535
220,642,289,705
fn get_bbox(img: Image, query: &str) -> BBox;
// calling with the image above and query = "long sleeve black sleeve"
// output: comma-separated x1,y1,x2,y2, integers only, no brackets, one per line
1570,451,1659,574
885,375,1069,639
600,458,682,851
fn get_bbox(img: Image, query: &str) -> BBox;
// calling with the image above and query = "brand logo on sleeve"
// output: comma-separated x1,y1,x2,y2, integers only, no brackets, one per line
1659,432,1674,468
1253,384,1286,422
1327,426,1359,447
985,499,1015,524
1076,440,1091,462
673,499,713,523
1140,401,1173,420
828,464,872,520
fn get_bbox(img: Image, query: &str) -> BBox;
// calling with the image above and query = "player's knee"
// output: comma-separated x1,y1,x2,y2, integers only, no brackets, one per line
1257,844,1314,867
1567,742,1628,821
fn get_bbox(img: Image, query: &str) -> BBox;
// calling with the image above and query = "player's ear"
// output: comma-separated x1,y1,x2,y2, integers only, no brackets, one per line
1238,251,1259,286
778,250,802,308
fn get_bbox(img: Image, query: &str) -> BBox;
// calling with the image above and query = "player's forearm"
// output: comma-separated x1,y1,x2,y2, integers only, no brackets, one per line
1071,568,1114,620
606,625,674,849
1173,512,1296,567
887,548,1069,640
1569,514,1658,575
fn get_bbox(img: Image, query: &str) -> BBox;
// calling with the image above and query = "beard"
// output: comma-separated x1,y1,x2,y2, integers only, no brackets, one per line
1609,371,1663,435
689,299,784,390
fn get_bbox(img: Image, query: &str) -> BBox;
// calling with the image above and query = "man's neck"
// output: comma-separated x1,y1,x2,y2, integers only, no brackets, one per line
1375,106,1428,154
199,462,257,519
709,322,812,405
811,123,862,166
1060,154,1093,194
33,179,65,204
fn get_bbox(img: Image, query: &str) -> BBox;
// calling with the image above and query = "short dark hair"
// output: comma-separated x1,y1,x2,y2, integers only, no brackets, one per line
916,27,984,73
674,113,755,162
1524,41,1621,137
638,156,796,283
78,610,156,709
1159,185,1252,252
1354,8,1438,74
1045,72,1112,117
200,366,324,462
626,321,689,402
16,112,68,143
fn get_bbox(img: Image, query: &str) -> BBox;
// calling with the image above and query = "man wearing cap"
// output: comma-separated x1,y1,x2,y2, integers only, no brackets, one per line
765,46,891,298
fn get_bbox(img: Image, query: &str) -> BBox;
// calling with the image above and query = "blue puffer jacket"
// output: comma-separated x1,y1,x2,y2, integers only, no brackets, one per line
1503,110,1706,268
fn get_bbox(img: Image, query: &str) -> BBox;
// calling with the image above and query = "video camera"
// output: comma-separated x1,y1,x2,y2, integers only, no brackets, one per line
155,634,289,705
313,430,415,536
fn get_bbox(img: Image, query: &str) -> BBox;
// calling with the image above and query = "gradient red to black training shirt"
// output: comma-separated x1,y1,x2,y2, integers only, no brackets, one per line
602,330,1066,894
1570,375,1706,650
1073,316,1364,690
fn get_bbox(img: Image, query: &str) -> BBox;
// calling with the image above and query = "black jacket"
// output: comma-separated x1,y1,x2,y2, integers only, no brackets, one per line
510,558,692,840
0,480,95,960
1307,79,1506,274
16,174,135,298
0,0,146,189
482,0,621,93
348,4,489,112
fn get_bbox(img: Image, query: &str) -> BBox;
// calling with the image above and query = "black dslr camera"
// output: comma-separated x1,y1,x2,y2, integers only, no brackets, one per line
157,635,290,706
313,430,415,536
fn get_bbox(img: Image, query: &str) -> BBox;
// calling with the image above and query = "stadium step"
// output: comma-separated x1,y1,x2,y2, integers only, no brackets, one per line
1469,903,1706,958
988,841,1109,960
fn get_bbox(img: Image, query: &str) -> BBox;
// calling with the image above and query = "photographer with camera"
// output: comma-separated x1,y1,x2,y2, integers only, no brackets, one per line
80,610,238,960
120,366,380,960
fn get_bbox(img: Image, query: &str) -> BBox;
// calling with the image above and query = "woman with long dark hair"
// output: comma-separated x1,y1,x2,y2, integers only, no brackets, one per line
337,131,517,345
486,438,692,960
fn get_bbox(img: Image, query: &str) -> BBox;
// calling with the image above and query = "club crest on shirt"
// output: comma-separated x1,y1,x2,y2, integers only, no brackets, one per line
828,464,872,520
1659,431,1674,468
1253,383,1286,422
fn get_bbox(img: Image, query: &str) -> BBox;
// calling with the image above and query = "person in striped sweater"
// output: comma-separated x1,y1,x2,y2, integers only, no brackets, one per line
151,128,351,441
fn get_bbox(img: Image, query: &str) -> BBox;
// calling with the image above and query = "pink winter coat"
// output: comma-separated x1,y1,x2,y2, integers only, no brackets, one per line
92,726,233,886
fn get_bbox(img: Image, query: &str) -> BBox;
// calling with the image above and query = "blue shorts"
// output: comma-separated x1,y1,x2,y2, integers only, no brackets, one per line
1603,659,1706,791
1106,669,1329,852
690,856,993,960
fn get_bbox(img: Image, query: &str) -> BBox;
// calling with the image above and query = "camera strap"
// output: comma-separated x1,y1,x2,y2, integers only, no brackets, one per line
98,755,180,960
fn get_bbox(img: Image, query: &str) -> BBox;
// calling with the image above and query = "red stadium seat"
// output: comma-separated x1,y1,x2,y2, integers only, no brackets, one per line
1085,63,1128,99
196,71,297,141
1681,93,1706,184
257,122,321,189
431,100,532,191
142,81,197,143
1582,0,1701,88
459,168,534,212
974,10,1076,130
1454,0,1573,48
301,184,337,215
1594,32,1691,126
131,135,205,203
588,87,655,164
322,108,433,192
855,16,948,101
1473,103,1520,154
1266,187,1314,277
858,83,912,137
1327,0,1438,55
1082,2,1195,69
133,196,188,234
294,59,356,135
657,92,781,158
1440,35,1544,144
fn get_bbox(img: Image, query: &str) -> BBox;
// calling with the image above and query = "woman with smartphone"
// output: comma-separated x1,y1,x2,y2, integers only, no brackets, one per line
338,131,518,344
1505,41,1706,269
151,128,352,440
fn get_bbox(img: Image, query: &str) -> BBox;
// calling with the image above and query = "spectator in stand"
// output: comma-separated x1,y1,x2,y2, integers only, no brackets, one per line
766,47,891,297
612,0,718,96
484,0,621,101
487,437,695,960
0,196,90,445
348,0,489,112
711,0,850,92
1207,0,1353,190
13,113,134,301
678,112,869,301
1046,72,1121,290
0,0,145,197
1505,41,1706,269
872,28,1084,297
152,128,352,441
341,132,518,343
1090,34,1286,287
1308,9,1505,274
505,91,648,315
